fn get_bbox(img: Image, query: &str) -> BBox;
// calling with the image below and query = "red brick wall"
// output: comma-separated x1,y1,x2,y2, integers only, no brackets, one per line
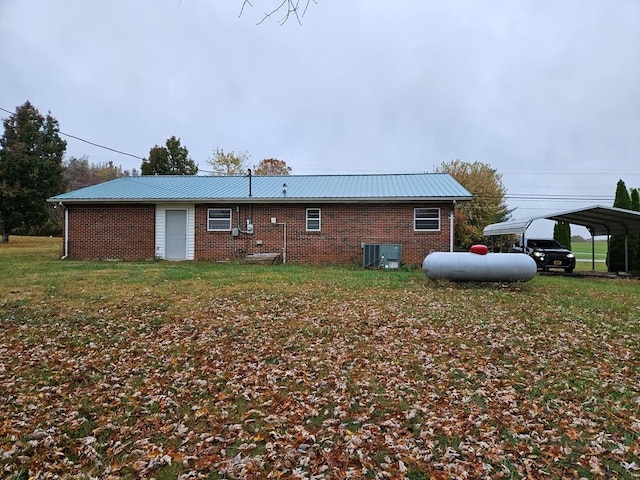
195,202,453,266
64,202,453,265
65,204,155,260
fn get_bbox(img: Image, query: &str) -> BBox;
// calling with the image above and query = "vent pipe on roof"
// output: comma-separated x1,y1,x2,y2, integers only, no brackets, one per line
247,168,252,197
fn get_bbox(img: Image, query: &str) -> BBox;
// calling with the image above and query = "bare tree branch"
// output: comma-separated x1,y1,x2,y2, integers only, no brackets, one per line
241,0,316,25
239,0,253,18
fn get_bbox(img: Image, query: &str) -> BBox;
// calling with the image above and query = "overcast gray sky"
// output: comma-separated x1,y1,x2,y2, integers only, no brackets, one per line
2,0,639,236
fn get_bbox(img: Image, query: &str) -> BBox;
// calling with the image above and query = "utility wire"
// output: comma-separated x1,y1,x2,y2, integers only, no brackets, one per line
0,106,145,160
506,194,613,200
57,131,145,160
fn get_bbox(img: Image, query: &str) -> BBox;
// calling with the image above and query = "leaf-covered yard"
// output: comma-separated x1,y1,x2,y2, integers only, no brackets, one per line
1,237,639,479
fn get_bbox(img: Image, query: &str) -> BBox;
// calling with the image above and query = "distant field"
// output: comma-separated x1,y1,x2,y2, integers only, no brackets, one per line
1,236,639,478
572,240,608,271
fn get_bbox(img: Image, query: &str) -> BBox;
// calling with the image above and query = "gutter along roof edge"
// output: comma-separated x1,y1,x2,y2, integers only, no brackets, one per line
50,196,472,204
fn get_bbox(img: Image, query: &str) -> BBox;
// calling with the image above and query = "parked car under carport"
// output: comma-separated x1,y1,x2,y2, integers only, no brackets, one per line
511,238,576,273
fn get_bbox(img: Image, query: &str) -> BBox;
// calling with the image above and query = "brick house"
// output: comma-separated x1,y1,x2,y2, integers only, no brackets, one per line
48,173,471,266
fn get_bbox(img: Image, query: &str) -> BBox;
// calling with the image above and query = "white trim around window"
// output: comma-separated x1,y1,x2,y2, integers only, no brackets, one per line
414,207,440,231
207,208,232,231
306,208,321,231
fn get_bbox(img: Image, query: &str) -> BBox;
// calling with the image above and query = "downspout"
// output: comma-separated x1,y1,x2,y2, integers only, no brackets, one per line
283,223,287,264
450,201,455,252
61,204,69,259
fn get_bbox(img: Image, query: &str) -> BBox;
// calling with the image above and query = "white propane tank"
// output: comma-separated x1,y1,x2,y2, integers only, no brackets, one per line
422,249,537,282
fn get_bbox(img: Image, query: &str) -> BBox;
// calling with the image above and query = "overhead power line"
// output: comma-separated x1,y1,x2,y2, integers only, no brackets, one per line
506,194,613,201
507,198,614,204
502,169,640,176
56,131,145,160
0,106,145,161
476,193,614,201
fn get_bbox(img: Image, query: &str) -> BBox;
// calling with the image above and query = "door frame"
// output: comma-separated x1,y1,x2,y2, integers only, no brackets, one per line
155,204,195,260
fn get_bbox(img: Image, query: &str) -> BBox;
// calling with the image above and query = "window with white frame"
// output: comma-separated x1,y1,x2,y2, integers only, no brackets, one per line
207,208,232,231
306,208,321,231
414,208,440,231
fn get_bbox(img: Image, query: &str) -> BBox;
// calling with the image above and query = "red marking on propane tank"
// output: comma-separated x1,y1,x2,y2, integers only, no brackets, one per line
470,244,489,255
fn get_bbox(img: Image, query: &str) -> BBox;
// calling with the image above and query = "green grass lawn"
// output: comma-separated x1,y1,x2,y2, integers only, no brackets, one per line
1,237,639,479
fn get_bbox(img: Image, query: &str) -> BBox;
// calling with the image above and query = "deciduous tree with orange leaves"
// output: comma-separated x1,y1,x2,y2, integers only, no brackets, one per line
253,158,292,175
436,159,510,249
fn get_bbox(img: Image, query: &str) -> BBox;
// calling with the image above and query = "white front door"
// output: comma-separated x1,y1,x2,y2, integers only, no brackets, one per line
165,209,187,260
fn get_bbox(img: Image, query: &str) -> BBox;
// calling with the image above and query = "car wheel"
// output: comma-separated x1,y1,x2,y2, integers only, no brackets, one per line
565,267,574,273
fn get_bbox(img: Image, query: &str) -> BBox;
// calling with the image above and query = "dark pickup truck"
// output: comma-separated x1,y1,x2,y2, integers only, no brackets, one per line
512,238,576,273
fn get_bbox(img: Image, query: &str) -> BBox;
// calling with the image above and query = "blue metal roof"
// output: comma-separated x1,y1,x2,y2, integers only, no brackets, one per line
50,173,472,203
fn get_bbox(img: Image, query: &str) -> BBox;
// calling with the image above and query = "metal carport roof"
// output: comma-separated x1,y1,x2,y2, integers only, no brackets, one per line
482,217,538,236
483,205,640,272
483,205,640,237
545,205,640,236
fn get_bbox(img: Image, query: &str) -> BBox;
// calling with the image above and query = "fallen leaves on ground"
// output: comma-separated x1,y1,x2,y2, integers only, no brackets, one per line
1,272,639,479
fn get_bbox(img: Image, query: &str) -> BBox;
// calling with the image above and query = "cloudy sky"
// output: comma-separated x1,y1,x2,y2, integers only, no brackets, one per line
2,0,639,236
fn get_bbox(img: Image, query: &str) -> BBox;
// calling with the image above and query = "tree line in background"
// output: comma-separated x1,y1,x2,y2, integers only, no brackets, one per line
139,139,292,177
65,156,139,188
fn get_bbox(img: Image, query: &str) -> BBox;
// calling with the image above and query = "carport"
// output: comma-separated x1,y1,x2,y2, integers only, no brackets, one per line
483,205,640,272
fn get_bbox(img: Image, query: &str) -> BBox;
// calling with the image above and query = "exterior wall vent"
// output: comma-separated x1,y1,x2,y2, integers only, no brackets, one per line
363,244,402,269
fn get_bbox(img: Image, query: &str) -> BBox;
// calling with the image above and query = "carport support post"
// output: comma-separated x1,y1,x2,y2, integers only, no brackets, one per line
591,233,595,271
625,235,629,273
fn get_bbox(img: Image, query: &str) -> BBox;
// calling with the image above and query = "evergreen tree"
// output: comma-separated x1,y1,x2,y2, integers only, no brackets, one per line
0,101,67,242
141,136,197,175
630,188,640,271
608,179,631,271
553,221,571,250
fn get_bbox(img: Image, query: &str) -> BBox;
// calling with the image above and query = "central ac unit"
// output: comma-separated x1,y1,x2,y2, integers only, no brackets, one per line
362,244,402,269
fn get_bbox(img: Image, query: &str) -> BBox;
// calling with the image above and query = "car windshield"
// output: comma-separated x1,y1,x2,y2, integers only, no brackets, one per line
531,239,563,249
